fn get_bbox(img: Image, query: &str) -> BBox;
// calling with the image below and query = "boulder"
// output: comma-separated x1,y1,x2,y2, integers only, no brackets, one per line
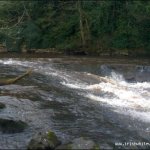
0,118,28,133
56,137,99,150
28,130,61,150
0,102,6,109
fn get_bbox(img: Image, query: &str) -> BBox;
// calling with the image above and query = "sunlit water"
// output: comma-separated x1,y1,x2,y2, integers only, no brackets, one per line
0,57,150,149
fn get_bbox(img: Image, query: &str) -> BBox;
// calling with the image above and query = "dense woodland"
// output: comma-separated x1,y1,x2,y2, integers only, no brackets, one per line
0,0,150,56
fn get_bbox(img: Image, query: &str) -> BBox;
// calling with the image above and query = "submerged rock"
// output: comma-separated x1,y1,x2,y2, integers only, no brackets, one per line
56,137,99,150
28,130,61,150
0,118,28,133
0,102,5,109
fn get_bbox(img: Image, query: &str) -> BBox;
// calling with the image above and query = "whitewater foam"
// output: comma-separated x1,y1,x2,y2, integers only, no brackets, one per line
61,72,150,123
0,58,150,123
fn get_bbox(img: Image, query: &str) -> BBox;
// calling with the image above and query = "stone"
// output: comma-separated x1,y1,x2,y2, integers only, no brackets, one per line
28,130,61,150
0,118,28,133
0,102,5,109
56,137,99,150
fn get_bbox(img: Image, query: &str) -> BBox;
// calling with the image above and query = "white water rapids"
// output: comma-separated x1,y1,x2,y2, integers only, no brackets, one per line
0,58,150,149
62,72,150,123
0,58,150,124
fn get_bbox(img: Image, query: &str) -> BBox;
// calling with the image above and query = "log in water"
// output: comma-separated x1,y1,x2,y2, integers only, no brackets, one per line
0,69,32,86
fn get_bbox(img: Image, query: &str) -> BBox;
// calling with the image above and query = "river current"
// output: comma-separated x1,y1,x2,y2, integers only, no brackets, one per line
0,57,149,149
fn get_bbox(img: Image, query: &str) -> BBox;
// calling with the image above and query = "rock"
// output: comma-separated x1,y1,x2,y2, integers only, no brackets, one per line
56,137,99,150
28,130,61,150
0,118,28,133
0,102,5,109
56,144,71,150
100,143,113,149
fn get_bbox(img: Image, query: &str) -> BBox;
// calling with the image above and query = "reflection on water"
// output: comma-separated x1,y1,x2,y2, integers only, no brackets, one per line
0,57,150,149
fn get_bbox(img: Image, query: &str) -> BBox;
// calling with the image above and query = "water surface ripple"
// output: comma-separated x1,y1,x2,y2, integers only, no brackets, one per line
0,58,149,149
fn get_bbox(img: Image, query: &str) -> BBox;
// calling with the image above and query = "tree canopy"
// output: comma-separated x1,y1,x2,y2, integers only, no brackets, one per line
0,0,150,56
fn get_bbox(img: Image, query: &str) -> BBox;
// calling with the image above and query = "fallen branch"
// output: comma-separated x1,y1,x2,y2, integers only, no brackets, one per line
0,68,32,86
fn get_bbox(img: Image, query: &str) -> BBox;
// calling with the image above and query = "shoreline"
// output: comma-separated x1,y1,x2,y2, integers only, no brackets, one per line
0,52,149,60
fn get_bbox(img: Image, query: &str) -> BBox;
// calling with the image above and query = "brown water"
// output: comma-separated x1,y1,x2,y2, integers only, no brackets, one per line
0,57,150,149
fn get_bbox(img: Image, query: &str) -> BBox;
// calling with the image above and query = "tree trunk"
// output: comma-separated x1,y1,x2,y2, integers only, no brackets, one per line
77,0,85,47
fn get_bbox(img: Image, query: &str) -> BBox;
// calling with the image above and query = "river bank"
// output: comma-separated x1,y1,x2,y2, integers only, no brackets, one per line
0,52,63,58
0,51,150,60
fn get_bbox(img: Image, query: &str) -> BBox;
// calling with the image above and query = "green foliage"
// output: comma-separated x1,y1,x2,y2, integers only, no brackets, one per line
21,21,42,49
0,0,149,56
5,37,20,52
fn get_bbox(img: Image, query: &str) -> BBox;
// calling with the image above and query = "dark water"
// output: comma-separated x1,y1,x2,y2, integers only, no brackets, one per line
0,57,150,149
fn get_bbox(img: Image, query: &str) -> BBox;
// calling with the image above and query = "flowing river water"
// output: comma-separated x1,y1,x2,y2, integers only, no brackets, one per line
0,57,150,149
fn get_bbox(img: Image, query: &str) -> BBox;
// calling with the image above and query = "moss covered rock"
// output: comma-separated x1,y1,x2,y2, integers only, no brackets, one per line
56,137,99,150
0,118,28,133
28,130,61,150
0,102,5,109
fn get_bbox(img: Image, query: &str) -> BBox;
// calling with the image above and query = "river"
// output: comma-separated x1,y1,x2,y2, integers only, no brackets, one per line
0,57,150,149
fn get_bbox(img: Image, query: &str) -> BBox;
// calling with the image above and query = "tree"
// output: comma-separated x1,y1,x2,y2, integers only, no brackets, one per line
0,0,149,56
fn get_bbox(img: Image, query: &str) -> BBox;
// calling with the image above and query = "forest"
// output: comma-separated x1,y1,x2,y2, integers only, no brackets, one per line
0,0,150,56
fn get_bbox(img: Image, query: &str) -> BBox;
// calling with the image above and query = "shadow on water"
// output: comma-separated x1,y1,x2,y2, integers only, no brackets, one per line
0,57,150,149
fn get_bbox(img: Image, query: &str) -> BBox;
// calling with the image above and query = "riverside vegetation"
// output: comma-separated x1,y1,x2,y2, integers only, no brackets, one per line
0,0,149,57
